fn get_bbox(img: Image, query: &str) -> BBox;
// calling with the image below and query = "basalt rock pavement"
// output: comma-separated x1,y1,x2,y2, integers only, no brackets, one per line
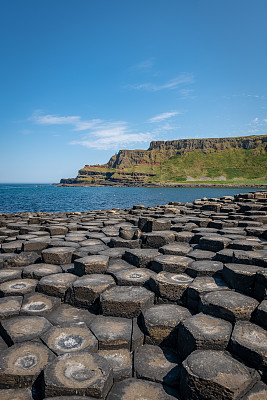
0,191,267,399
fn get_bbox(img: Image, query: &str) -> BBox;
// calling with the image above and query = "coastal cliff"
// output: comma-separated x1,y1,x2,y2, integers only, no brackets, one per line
59,134,267,186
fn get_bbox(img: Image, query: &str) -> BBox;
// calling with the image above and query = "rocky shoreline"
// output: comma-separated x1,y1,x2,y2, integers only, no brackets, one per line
55,182,267,189
0,191,266,399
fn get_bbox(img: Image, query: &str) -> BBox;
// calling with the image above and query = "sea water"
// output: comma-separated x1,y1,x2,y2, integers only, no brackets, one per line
0,183,263,214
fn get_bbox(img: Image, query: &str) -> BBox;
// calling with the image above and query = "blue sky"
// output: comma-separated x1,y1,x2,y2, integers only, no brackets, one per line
0,0,266,183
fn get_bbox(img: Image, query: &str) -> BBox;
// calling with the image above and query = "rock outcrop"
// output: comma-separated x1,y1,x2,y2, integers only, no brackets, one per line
60,134,267,186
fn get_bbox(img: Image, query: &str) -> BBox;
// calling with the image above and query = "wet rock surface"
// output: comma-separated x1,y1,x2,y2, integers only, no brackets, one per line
0,190,266,399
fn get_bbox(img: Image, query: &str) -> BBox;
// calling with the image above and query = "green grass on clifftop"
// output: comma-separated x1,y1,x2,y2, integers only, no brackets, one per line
147,147,267,183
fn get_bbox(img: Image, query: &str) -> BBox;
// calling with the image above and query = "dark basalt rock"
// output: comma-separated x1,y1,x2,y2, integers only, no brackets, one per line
20,292,61,316
100,285,154,318
106,378,179,400
186,260,223,277
200,290,259,323
230,321,267,371
177,313,233,359
41,322,98,355
180,350,259,400
0,190,267,398
0,296,23,320
98,349,132,381
143,304,192,347
44,352,113,398
90,314,132,350
0,279,37,297
134,344,181,387
0,388,33,399
46,304,95,327
0,341,55,389
67,273,115,309
74,255,109,275
0,315,52,345
42,247,75,265
37,273,77,300
151,255,193,274
254,300,267,329
150,271,193,304
123,248,159,268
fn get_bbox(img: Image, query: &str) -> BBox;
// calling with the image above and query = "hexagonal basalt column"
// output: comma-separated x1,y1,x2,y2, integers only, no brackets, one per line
41,323,98,355
67,274,115,309
143,304,191,347
0,279,37,297
46,225,68,236
100,286,154,318
107,378,179,400
74,255,109,276
159,243,192,256
42,247,75,265
177,313,232,359
0,341,55,389
0,315,52,345
230,321,267,371
134,344,181,388
98,349,132,381
23,263,62,279
180,350,259,400
188,249,216,260
44,352,113,398
222,263,263,295
37,273,77,300
20,293,61,317
187,276,229,311
113,267,155,287
200,290,259,323
254,269,267,301
47,304,95,327
150,271,193,304
151,255,193,274
254,300,267,329
199,235,232,252
186,260,223,278
0,269,21,284
0,296,22,320
90,315,132,350
123,248,160,268
142,231,176,249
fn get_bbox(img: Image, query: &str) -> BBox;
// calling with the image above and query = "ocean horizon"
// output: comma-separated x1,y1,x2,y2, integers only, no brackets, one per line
0,183,264,214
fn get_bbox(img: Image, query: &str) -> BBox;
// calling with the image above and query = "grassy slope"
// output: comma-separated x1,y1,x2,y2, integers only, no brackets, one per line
77,146,267,184
149,148,267,183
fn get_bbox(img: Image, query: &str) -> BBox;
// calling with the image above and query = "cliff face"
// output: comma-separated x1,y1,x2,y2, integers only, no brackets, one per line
60,134,267,186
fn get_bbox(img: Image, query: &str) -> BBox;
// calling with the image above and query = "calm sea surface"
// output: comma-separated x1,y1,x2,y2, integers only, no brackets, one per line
0,184,264,214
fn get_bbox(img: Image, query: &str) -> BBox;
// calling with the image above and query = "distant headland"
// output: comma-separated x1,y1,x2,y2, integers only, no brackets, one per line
57,134,267,188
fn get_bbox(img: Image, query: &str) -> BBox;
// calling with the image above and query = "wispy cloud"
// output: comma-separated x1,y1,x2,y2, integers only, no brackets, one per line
131,58,154,71
148,111,181,123
31,111,153,150
31,111,102,131
126,73,194,91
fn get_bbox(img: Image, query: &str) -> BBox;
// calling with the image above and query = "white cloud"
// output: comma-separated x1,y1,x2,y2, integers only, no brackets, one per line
70,121,152,150
31,111,153,150
31,111,102,131
148,111,181,123
126,73,194,91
